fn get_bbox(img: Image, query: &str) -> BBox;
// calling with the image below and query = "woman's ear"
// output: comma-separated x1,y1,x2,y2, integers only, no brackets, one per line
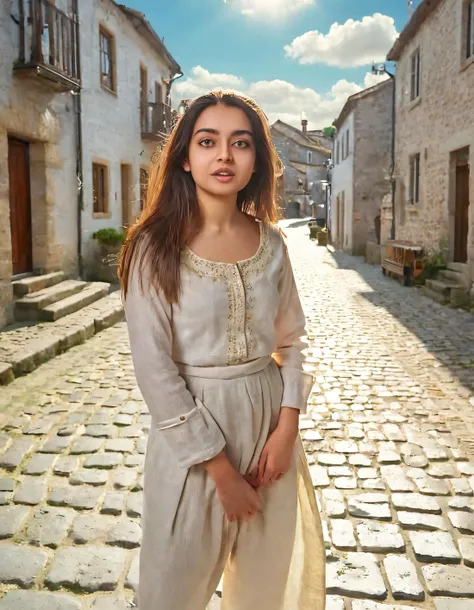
183,159,191,172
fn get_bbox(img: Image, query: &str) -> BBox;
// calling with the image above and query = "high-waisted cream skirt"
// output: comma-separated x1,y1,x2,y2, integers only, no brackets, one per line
137,357,325,610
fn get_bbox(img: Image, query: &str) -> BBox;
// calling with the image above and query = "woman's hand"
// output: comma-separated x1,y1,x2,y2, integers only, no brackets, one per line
203,451,261,521
248,407,299,488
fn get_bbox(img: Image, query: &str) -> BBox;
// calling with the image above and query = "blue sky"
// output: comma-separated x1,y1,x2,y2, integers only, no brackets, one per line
124,0,414,129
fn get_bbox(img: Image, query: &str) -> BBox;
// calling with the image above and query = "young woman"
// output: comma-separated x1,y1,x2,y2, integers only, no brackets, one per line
119,90,325,610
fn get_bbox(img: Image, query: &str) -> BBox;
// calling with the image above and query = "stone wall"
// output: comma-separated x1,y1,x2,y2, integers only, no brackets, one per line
0,1,78,327
394,0,474,273
80,0,172,278
353,80,393,256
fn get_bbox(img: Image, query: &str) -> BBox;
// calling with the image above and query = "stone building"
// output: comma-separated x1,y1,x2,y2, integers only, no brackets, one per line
270,120,331,218
0,0,180,327
387,0,473,284
330,79,394,255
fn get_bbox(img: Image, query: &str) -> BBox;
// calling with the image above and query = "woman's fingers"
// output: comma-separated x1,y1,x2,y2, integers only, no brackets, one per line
256,452,267,486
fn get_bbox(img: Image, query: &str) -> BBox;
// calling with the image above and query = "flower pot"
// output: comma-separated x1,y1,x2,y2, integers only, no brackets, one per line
316,231,328,247
94,242,123,283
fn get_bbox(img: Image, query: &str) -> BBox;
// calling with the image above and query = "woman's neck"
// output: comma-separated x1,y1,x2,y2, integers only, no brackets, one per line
196,187,240,232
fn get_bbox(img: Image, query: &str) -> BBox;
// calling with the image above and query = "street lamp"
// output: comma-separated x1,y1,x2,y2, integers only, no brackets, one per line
372,61,396,241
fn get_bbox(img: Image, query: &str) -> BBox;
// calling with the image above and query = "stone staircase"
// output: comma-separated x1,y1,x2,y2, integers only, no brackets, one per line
0,272,124,384
421,262,471,307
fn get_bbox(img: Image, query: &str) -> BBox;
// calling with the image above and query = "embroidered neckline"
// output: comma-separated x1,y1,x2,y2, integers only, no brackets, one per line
183,221,265,269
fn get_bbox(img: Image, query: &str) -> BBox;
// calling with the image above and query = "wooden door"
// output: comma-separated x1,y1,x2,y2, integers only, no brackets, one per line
454,162,470,263
8,138,32,275
121,164,132,229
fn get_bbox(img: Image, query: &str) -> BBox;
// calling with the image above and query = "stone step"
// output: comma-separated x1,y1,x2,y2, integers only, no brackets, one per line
14,280,87,321
437,269,470,289
0,291,123,384
447,262,471,284
12,271,65,297
420,285,447,305
40,283,110,322
425,279,459,296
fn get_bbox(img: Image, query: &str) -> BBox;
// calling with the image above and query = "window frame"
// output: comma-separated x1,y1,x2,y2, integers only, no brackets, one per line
345,129,350,158
99,25,116,93
92,162,109,216
307,151,313,164
410,47,421,101
409,153,421,205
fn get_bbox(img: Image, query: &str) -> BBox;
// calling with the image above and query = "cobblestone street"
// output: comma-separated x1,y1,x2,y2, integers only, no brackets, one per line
1,222,474,609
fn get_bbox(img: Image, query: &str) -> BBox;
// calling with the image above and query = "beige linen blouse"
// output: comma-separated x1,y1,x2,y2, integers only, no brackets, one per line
124,220,315,470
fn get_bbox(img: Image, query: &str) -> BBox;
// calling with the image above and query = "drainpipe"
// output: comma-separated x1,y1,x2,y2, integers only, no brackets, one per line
389,72,396,240
73,0,84,278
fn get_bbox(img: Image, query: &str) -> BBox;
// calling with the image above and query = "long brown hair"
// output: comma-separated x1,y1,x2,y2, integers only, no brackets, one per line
119,89,282,304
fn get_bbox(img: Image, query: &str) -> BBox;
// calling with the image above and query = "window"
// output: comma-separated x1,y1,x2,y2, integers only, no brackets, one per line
307,151,312,164
345,130,350,158
92,163,109,214
410,48,421,100
341,136,345,161
409,153,421,205
99,26,115,91
140,65,148,131
140,168,148,211
336,141,340,164
466,0,474,59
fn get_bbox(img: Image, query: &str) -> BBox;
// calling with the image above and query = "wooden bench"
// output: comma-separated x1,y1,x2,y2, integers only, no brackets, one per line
382,241,424,286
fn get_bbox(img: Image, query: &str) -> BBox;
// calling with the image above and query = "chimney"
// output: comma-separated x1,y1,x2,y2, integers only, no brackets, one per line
301,119,308,134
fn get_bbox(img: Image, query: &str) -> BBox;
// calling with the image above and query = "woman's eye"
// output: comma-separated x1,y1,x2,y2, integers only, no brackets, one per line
199,139,214,147
234,140,250,148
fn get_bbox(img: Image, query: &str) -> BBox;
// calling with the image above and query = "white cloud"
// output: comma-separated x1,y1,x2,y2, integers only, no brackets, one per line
225,0,314,18
285,13,398,67
172,66,387,130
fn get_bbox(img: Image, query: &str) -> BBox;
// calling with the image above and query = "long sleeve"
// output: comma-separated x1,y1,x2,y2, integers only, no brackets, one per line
124,263,226,469
273,241,315,413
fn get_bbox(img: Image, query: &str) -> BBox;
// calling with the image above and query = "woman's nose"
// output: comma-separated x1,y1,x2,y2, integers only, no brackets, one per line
217,144,233,163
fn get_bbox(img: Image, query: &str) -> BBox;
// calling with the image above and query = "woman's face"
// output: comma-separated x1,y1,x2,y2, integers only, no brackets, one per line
184,103,257,198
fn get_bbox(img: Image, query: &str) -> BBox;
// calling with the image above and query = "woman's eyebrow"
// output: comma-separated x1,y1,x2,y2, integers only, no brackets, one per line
193,128,253,137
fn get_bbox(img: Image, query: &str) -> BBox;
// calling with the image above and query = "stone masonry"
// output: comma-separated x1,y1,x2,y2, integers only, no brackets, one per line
0,222,474,608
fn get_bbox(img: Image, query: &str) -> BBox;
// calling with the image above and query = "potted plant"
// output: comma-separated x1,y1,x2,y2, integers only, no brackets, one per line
316,227,328,247
92,228,126,283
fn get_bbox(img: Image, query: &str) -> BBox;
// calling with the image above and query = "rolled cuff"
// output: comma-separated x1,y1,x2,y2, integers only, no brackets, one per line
280,367,315,413
155,398,226,469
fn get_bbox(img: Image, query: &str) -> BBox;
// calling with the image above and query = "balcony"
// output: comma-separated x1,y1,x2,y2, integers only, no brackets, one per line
141,102,173,141
13,0,81,91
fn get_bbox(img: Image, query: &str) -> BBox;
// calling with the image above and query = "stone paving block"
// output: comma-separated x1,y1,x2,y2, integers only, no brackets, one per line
124,455,145,470
24,416,59,435
348,499,391,521
448,511,474,534
0,437,34,470
70,438,105,454
13,475,47,505
0,477,15,491
357,522,405,553
84,452,123,469
392,492,441,513
325,596,345,610
335,476,357,489
39,435,72,454
54,456,80,476
0,492,12,504
380,466,415,492
322,489,346,518
111,468,138,490
107,518,141,548
428,462,460,478
358,468,379,479
119,425,143,438
309,465,330,487
458,462,474,476
105,439,135,453
70,469,109,486
333,441,358,454
126,492,143,518
383,554,424,601
0,543,48,587
422,564,474,597
449,497,474,511
89,596,134,609
328,466,353,477
317,453,346,466
352,602,416,610
330,519,356,550
362,479,386,490
410,472,451,496
434,600,474,609
459,538,474,567
23,507,76,548
409,531,461,563
397,511,448,531
326,552,386,599
125,551,139,591
0,590,82,609
0,505,30,538
45,545,127,592
49,485,103,510
24,453,56,475
378,450,401,465
85,425,117,438
101,491,126,515
450,478,474,496
71,514,115,544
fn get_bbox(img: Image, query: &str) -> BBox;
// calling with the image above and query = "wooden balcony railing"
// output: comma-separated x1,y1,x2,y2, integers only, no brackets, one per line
15,0,80,89
141,102,173,140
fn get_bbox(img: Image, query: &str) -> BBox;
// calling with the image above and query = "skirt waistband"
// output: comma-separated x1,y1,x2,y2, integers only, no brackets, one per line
177,356,273,380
